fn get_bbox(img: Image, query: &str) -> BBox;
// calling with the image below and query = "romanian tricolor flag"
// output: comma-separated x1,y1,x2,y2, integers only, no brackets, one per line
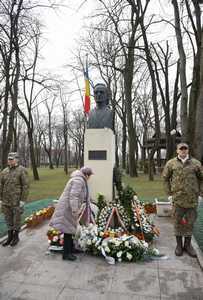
84,61,90,114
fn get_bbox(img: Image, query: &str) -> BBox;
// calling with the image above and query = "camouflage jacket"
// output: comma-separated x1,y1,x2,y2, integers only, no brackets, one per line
0,165,29,207
162,156,203,208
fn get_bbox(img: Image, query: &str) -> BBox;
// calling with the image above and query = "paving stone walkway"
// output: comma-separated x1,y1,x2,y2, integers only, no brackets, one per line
0,216,203,300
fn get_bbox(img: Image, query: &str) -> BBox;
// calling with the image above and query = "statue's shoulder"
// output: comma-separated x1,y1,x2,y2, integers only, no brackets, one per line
106,107,113,114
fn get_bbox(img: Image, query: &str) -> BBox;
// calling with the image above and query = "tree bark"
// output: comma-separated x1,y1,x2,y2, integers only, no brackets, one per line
172,0,188,141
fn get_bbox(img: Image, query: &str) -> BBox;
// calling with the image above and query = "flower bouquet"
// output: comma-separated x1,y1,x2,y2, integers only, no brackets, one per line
97,202,130,232
131,198,159,242
99,227,126,238
144,202,157,214
77,224,160,263
77,223,101,255
25,206,55,228
47,227,64,248
100,235,159,263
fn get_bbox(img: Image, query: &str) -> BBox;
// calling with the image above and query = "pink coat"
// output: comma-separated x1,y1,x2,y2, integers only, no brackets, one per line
49,170,88,234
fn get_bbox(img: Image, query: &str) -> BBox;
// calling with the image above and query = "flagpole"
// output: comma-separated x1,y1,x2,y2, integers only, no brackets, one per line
84,53,90,128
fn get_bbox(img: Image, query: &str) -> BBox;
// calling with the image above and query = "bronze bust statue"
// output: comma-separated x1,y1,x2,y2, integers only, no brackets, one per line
87,83,113,130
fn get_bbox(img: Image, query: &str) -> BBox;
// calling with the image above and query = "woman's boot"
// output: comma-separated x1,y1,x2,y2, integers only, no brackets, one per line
10,230,19,246
62,233,77,261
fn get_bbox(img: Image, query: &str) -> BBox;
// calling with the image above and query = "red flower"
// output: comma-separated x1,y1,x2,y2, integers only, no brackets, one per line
180,217,187,225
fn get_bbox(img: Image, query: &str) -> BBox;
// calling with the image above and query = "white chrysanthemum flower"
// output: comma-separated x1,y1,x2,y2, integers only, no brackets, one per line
92,237,98,243
115,240,121,247
117,251,122,258
118,258,122,262
126,252,133,261
152,248,160,255
87,239,92,245
105,246,111,253
125,241,129,247
142,241,148,248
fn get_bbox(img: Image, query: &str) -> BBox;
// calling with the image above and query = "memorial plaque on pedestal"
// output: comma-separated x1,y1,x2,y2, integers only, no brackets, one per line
88,150,107,160
84,128,115,203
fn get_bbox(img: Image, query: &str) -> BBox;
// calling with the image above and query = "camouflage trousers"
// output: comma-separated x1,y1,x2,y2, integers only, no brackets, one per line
173,206,197,237
1,205,22,231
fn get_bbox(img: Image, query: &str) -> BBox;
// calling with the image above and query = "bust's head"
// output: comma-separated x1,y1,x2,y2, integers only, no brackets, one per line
94,83,109,106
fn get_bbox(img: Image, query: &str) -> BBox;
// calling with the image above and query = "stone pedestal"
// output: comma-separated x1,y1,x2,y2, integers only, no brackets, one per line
84,128,115,203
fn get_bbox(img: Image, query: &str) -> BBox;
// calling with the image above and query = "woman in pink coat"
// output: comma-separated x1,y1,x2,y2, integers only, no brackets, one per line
49,166,93,261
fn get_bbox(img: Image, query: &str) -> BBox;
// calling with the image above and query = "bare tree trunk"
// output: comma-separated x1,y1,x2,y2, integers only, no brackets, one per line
28,130,39,180
1,71,11,168
172,0,188,141
139,7,161,179
122,121,127,170
64,134,68,174
124,73,137,177
194,29,203,161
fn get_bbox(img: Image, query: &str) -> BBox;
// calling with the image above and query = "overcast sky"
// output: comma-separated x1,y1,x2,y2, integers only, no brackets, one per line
40,1,95,74
40,0,175,74
36,0,186,112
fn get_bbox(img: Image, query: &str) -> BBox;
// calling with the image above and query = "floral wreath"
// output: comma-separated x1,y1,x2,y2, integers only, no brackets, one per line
97,202,130,232
131,197,159,241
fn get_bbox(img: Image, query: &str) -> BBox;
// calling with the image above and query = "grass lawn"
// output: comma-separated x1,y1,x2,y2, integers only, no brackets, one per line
123,173,165,202
27,168,165,203
28,167,71,202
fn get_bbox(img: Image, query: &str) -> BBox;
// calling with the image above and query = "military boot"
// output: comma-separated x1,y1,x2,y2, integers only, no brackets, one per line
184,236,197,258
175,236,183,256
2,230,13,247
10,230,19,247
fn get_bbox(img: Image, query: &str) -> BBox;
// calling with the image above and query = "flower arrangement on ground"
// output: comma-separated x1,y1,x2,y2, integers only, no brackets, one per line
97,202,130,232
77,224,159,263
25,206,55,227
47,227,64,246
131,196,159,242
45,186,160,261
76,223,101,255
144,202,157,214
96,191,159,243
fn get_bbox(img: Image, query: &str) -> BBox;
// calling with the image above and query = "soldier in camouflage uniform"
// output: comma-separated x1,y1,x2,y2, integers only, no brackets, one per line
163,143,203,257
0,152,29,247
